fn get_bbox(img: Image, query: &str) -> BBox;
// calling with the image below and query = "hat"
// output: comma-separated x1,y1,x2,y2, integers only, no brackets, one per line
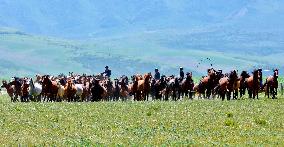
105,66,109,68
180,67,183,69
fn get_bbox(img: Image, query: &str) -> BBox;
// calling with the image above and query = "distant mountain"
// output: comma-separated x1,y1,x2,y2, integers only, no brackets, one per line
1,0,283,38
0,0,283,77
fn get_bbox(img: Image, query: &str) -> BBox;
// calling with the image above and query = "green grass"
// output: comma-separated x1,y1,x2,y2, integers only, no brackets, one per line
0,94,284,146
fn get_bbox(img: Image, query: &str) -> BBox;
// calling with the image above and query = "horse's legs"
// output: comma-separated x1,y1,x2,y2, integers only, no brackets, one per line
221,92,225,101
227,91,230,101
206,89,210,99
248,89,252,98
271,86,275,99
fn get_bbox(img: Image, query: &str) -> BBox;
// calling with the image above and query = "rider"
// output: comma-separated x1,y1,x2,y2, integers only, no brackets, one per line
103,66,112,78
154,68,160,80
180,67,184,79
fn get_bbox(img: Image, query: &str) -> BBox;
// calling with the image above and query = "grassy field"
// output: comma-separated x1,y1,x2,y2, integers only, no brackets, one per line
0,94,284,146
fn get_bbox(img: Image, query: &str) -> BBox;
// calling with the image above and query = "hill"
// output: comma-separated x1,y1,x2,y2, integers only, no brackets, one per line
0,0,283,76
0,28,283,77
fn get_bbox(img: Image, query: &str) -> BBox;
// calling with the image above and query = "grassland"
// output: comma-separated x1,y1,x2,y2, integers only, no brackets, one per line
0,93,284,146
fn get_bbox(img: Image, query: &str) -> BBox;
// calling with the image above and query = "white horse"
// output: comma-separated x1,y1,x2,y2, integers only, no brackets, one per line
75,84,84,101
29,78,42,102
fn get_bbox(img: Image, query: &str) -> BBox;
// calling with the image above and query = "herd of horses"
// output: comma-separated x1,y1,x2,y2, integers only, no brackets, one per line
0,68,279,102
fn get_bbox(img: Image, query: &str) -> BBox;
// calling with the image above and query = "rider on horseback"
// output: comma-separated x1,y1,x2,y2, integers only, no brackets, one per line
103,66,112,78
180,67,184,80
154,68,160,80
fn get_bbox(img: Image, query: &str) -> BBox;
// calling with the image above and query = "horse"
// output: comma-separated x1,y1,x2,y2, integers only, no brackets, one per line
119,76,130,101
137,73,152,101
9,77,22,102
29,78,42,102
1,80,16,102
75,84,84,101
239,71,250,97
153,75,167,100
64,79,77,102
81,78,91,102
199,68,217,99
90,79,106,102
21,79,30,102
265,69,279,99
166,76,180,101
104,78,114,101
129,75,139,101
179,72,194,99
246,69,261,99
42,75,59,102
227,70,238,100
233,78,241,99
218,76,229,101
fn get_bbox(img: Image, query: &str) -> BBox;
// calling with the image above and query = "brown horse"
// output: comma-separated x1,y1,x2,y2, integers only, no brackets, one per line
81,78,91,102
199,68,216,98
227,70,238,100
179,72,194,99
21,79,30,102
246,69,260,99
140,73,152,101
265,69,279,99
1,80,16,102
104,78,114,101
130,75,139,101
119,76,130,101
9,78,22,102
42,75,59,102
233,78,241,99
64,79,77,102
218,76,229,100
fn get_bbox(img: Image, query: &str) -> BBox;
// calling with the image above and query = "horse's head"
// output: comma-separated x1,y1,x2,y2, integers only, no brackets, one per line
208,68,216,77
144,73,152,81
274,69,279,79
186,72,192,79
1,80,7,88
29,78,34,87
252,69,260,79
241,71,250,79
229,70,238,80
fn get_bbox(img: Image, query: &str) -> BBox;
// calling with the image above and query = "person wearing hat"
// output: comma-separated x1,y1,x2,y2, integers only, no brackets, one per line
103,66,112,78
180,67,184,79
154,68,160,80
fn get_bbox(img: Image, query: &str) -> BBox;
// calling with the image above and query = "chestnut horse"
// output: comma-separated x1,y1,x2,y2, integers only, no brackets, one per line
246,69,260,99
199,68,216,99
42,75,59,102
265,69,279,99
227,70,238,100
1,80,16,102
64,79,77,102
137,73,152,101
218,76,229,100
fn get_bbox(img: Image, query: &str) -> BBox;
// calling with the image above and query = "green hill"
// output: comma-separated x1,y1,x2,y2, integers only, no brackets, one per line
0,28,283,77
